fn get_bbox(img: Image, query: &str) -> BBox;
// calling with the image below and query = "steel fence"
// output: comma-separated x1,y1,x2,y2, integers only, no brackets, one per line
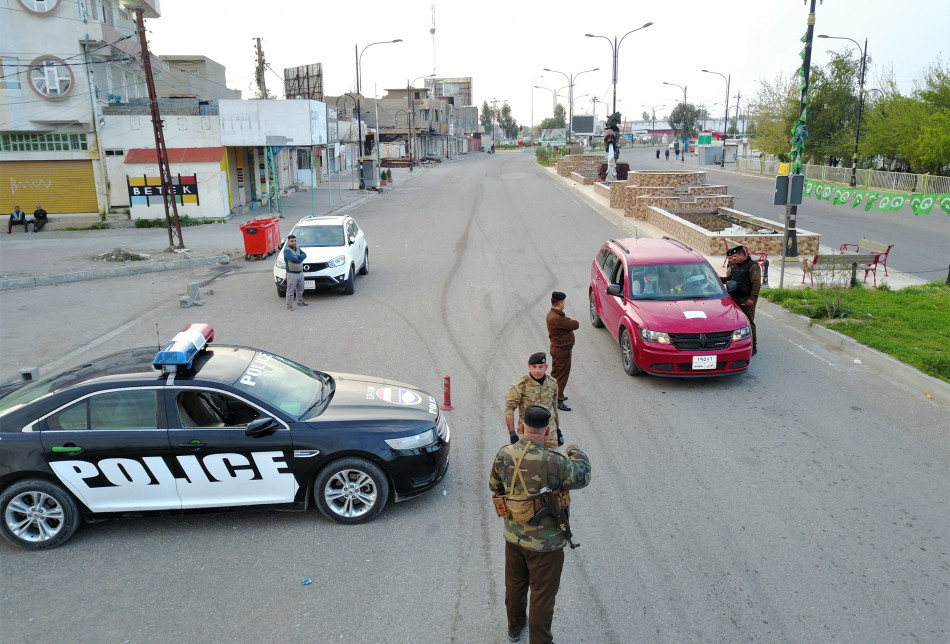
736,158,949,194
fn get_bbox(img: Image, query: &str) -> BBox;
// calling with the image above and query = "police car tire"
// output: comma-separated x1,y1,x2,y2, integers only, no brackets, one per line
358,250,369,275
620,329,645,376
0,479,82,550
342,266,355,295
314,457,389,524
589,290,604,328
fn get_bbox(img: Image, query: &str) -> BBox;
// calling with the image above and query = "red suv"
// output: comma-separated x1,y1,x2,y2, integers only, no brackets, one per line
589,237,752,376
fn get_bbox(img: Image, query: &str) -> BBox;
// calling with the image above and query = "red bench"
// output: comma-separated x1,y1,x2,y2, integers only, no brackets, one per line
840,238,894,277
803,253,883,287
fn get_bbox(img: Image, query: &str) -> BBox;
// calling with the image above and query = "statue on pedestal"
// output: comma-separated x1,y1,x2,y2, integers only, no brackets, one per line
604,112,622,181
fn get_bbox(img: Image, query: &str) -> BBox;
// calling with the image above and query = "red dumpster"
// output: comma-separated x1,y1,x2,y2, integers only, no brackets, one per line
240,218,281,260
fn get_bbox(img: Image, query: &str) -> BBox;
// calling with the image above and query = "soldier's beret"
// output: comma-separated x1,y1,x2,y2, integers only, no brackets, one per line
726,245,746,256
528,352,547,365
551,291,566,302
523,405,551,429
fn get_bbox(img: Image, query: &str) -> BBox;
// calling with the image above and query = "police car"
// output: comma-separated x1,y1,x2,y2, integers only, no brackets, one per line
0,325,450,550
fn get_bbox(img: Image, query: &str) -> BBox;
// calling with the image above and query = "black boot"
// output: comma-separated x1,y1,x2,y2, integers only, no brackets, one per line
557,428,565,446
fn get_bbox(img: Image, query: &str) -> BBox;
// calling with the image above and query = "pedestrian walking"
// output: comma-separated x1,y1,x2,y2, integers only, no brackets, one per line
282,235,309,310
546,292,579,411
665,148,670,162
505,352,562,448
656,148,660,160
489,405,591,644
724,245,761,355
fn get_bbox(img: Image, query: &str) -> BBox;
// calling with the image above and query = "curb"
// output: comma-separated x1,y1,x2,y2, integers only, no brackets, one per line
759,298,950,402
0,254,232,291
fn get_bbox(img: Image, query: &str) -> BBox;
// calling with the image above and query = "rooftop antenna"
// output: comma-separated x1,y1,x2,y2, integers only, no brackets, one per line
430,4,437,76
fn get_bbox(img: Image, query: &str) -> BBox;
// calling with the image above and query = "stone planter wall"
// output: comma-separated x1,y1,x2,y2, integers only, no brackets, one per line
625,170,707,189
555,154,602,177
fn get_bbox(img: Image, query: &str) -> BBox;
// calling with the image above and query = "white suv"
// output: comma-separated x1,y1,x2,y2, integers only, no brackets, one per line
273,215,368,296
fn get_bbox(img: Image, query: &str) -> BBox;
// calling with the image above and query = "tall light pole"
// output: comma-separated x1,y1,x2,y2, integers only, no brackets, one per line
642,104,665,144
702,69,730,166
585,22,653,115
545,67,599,143
663,81,687,152
407,73,434,172
490,98,507,145
355,39,401,190
534,85,567,117
818,34,868,187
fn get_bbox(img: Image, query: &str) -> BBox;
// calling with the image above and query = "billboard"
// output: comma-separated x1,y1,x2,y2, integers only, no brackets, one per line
540,129,567,147
572,115,596,135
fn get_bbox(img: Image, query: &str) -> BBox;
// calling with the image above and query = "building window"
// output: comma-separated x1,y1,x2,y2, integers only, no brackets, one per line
0,57,21,90
28,56,74,100
1,132,88,152
17,0,62,15
104,149,124,156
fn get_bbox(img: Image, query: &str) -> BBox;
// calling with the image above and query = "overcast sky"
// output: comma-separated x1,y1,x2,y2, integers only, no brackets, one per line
146,0,949,127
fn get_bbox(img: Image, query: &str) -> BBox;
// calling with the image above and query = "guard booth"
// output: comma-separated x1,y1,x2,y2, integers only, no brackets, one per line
360,158,378,188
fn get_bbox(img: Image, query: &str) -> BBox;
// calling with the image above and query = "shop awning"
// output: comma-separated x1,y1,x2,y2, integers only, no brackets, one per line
125,147,226,164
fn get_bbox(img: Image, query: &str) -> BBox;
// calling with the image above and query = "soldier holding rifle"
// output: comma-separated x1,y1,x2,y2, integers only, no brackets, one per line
489,406,591,643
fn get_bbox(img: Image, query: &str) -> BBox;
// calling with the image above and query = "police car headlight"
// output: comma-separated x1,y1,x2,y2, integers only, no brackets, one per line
732,325,751,341
276,255,286,269
385,429,436,450
327,254,346,268
640,328,671,344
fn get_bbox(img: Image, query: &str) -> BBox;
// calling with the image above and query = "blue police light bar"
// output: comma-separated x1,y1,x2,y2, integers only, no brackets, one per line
153,324,215,372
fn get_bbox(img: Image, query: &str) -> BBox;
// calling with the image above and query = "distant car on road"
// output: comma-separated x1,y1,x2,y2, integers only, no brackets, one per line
0,324,450,549
589,237,752,377
273,214,368,297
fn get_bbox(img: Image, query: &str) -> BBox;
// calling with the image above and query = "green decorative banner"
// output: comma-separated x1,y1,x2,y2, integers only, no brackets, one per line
790,182,948,215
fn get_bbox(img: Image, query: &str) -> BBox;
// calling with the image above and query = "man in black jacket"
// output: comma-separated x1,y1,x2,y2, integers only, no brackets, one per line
725,246,762,356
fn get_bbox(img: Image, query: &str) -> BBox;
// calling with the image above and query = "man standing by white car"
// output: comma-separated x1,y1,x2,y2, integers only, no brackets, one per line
283,235,309,310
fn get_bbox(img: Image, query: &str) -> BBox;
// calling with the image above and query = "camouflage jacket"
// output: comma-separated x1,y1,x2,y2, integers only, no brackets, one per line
505,374,559,431
488,440,591,551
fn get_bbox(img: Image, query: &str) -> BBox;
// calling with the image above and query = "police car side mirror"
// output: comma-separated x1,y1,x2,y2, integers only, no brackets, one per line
245,417,280,438
606,284,623,297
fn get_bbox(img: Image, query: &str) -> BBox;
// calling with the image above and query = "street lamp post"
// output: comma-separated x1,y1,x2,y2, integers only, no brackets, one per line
584,22,653,115
544,67,599,144
407,74,434,172
642,104,665,144
663,81,687,153
702,69,730,166
818,34,868,187
355,39,402,191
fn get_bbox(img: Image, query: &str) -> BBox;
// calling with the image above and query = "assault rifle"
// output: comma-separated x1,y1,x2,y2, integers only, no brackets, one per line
527,486,579,549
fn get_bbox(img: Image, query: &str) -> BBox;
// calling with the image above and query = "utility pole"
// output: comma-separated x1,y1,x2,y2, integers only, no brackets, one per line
254,38,268,100
134,8,183,250
780,0,818,287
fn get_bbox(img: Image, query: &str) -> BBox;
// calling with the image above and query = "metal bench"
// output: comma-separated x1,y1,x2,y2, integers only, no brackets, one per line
803,253,883,287
840,238,894,276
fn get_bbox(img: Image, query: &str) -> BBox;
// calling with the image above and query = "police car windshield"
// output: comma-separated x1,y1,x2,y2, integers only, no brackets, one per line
232,352,327,420
629,262,725,300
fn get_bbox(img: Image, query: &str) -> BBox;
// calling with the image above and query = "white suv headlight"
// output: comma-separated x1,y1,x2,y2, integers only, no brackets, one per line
385,428,436,450
275,254,286,269
327,254,346,268
732,325,751,341
640,328,671,344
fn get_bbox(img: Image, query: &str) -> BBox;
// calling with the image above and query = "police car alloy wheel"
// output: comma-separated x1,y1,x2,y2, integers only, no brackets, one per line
314,457,389,524
0,479,82,550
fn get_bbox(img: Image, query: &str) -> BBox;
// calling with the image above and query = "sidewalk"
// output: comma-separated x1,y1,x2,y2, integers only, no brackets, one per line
0,166,417,291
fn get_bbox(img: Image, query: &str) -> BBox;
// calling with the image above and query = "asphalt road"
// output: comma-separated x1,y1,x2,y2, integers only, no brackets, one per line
620,146,950,280
1,153,948,643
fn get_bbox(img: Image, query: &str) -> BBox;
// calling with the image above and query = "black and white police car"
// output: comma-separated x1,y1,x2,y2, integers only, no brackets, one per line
0,325,450,550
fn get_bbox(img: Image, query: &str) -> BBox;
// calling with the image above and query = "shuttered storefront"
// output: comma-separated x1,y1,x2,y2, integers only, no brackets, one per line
0,160,98,214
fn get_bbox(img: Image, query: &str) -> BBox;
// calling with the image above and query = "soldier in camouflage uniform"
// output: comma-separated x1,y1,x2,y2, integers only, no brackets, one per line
505,352,561,448
489,406,591,644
